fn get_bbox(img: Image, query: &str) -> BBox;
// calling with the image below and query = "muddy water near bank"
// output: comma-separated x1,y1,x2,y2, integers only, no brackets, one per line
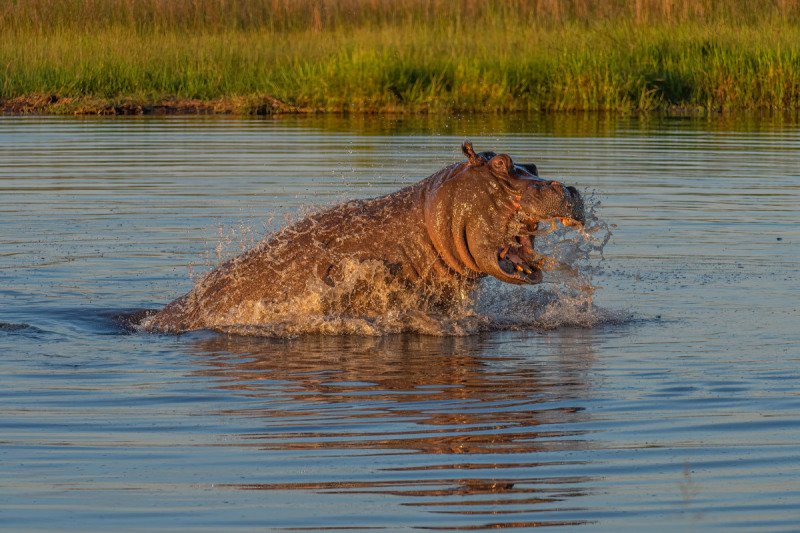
1,115,799,531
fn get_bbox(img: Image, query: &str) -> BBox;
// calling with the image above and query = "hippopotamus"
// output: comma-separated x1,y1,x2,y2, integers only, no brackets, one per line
145,142,584,333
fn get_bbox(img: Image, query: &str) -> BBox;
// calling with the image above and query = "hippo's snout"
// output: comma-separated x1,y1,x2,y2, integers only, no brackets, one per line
566,186,585,225
518,179,584,228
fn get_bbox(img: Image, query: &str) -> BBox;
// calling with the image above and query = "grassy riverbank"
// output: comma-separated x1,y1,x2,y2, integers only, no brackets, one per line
3,0,800,114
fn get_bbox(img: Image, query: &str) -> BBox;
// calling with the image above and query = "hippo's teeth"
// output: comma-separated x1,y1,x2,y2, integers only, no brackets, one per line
499,246,509,260
499,258,518,275
515,264,523,272
522,266,533,275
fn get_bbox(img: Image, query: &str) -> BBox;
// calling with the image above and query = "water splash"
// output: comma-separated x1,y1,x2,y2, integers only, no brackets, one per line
477,193,627,331
210,256,489,337
148,193,624,337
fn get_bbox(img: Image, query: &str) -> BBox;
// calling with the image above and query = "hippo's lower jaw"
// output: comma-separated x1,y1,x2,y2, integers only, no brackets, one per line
497,233,545,283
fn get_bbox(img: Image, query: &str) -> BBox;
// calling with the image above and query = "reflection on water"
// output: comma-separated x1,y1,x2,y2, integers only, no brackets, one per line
190,333,595,528
1,114,799,531
255,112,800,137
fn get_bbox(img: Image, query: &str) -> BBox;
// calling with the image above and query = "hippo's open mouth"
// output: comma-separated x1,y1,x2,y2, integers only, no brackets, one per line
497,228,545,283
496,183,585,284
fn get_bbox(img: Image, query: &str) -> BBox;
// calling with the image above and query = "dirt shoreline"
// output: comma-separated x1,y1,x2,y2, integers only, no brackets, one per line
0,94,312,116
2,93,787,117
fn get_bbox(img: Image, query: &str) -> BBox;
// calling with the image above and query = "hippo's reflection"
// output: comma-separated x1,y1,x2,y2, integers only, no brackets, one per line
190,333,593,456
186,332,596,527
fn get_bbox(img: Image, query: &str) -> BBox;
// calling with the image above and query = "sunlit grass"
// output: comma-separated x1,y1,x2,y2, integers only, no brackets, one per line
2,0,800,113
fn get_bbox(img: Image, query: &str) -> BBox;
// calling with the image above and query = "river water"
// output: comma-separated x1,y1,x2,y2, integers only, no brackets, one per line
1,114,798,531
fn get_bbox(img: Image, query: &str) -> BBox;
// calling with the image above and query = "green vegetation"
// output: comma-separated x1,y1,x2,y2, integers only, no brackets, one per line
2,0,800,114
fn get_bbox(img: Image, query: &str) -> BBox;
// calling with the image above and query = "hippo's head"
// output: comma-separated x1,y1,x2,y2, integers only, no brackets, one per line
423,141,585,285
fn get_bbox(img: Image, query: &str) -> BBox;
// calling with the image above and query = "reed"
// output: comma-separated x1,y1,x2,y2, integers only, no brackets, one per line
2,0,800,114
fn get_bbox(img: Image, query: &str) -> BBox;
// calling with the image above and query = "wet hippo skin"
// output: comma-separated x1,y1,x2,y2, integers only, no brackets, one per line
147,142,585,333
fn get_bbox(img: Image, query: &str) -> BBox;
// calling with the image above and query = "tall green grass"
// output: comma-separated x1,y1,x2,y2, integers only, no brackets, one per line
2,0,800,113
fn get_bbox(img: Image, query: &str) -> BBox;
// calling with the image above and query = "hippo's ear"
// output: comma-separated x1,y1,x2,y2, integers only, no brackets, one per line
462,141,486,166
